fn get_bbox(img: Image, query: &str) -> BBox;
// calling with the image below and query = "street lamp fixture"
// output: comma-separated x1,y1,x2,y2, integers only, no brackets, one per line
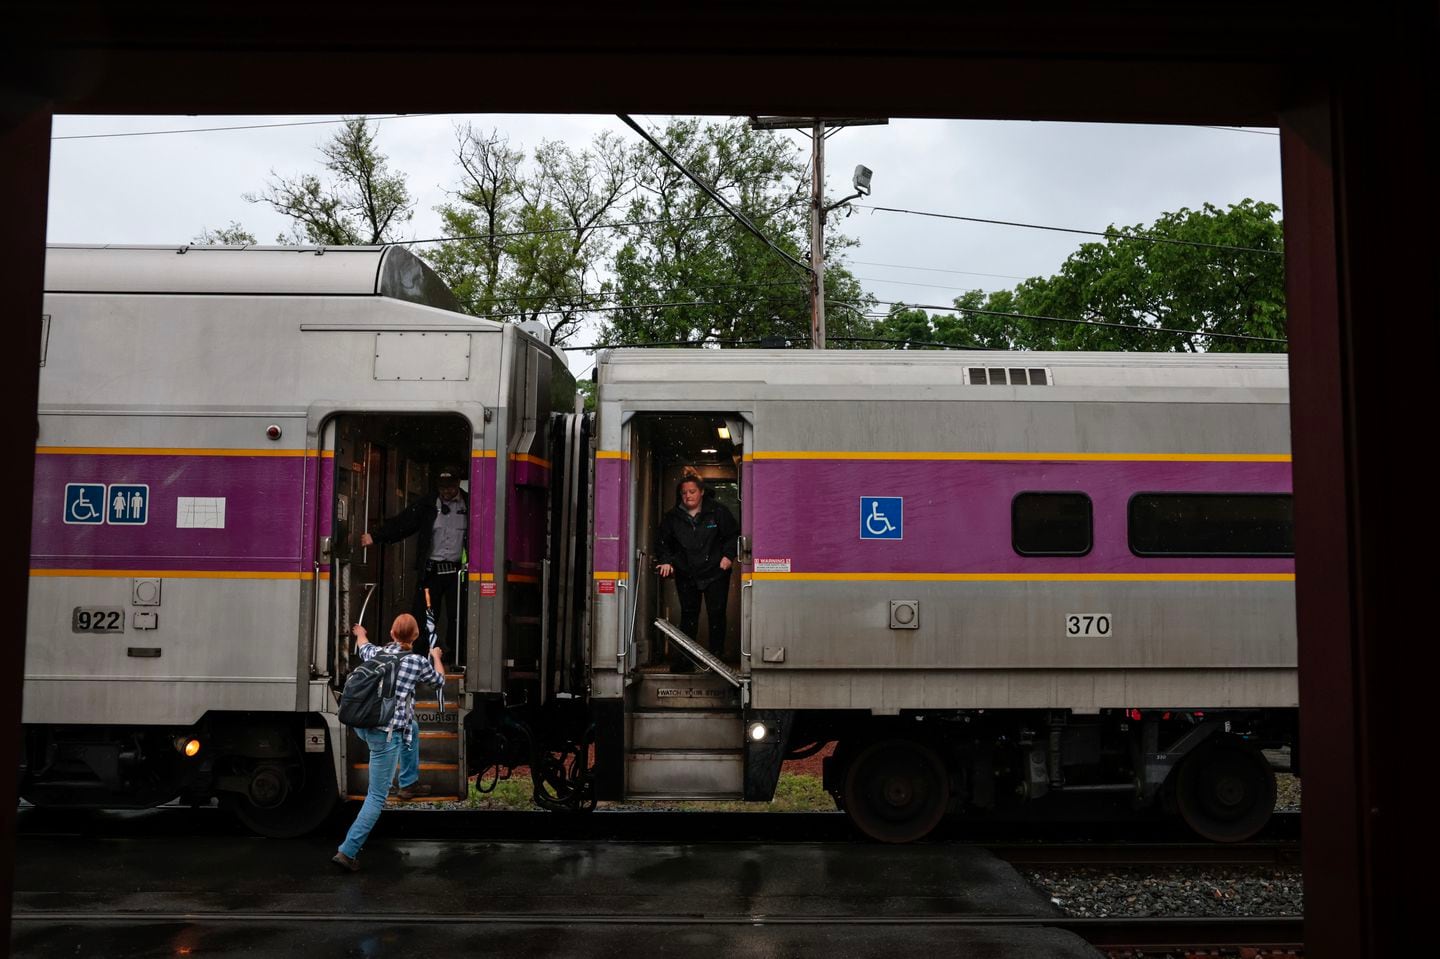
853,164,872,195
825,165,874,213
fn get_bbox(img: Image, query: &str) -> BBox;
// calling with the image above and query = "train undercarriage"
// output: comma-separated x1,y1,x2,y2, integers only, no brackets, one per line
809,708,1296,843
20,702,1296,845
19,714,338,838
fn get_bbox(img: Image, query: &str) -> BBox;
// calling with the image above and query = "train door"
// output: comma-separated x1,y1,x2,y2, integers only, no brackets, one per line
318,412,472,803
618,412,750,800
625,413,748,675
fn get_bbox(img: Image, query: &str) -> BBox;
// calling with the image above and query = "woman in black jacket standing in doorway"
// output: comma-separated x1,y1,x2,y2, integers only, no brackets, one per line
655,468,739,664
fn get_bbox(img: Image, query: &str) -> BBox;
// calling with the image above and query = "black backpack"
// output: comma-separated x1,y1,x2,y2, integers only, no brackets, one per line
338,652,402,729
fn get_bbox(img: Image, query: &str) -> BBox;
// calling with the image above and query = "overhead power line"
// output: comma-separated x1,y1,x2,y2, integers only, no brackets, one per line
855,204,1282,256
471,277,805,307
841,298,1287,345
849,259,1029,282
466,298,744,322
52,114,440,141
560,336,804,351
387,203,801,249
1199,126,1280,136
854,274,1013,294
827,335,983,350
616,114,814,279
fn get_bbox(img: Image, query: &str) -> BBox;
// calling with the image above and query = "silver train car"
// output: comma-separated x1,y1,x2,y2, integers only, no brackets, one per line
23,244,581,836
23,245,1297,843
584,349,1296,842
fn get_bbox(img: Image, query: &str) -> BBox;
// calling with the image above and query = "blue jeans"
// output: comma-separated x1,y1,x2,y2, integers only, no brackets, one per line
339,726,402,859
397,716,421,789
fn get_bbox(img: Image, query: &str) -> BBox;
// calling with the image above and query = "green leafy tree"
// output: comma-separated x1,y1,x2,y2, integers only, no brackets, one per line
193,221,257,245
424,126,637,346
247,117,414,245
425,126,525,319
873,200,1286,353
575,378,597,412
599,117,873,348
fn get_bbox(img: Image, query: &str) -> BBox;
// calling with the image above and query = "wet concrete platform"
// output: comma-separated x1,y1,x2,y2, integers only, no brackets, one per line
12,834,1102,957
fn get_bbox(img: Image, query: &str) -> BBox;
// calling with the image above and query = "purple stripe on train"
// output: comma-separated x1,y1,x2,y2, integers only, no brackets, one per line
304,454,329,566
750,458,1294,574
30,452,534,577
592,458,629,572
475,456,496,576
509,457,551,488
741,457,754,556
31,453,307,571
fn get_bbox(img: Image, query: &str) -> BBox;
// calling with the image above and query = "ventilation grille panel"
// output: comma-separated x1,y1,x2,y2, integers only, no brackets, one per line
967,367,1050,386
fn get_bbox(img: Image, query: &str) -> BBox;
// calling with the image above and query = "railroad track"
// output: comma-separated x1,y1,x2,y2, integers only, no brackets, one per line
11,909,1305,954
1058,915,1303,952
987,839,1300,867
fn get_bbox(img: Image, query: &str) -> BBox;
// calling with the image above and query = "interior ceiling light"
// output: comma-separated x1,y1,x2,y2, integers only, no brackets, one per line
716,426,731,440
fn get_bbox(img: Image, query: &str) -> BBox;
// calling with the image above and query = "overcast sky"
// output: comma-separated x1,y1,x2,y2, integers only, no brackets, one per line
46,114,1282,374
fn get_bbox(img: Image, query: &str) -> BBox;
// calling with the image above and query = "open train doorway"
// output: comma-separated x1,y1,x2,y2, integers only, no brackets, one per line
628,413,747,673
322,413,473,681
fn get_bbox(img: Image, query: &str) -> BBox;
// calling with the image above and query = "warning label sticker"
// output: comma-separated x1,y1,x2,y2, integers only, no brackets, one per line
754,557,792,573
597,580,616,594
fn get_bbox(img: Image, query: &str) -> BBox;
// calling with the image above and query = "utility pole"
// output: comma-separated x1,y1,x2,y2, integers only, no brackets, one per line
810,120,827,350
751,116,886,349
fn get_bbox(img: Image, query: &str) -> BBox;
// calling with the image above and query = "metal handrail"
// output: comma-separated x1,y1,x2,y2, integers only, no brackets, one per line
652,619,744,689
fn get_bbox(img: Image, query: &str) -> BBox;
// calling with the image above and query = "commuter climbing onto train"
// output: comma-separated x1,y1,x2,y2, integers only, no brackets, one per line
655,466,739,668
332,614,445,872
360,465,467,662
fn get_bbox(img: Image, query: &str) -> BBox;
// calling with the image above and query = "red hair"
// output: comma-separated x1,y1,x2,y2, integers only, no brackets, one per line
390,613,420,647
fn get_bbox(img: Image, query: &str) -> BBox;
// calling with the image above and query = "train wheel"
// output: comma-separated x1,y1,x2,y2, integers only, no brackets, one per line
230,751,338,838
1175,737,1276,842
842,739,949,843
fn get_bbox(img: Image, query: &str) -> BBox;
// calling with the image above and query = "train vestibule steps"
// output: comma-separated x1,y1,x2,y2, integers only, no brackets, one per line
345,666,465,802
625,623,745,800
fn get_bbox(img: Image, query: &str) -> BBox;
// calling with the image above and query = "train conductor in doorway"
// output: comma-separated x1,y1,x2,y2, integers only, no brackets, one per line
361,465,468,662
656,467,739,665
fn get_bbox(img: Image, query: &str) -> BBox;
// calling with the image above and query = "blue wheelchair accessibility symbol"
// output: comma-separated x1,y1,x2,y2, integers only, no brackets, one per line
64,483,107,525
860,496,903,540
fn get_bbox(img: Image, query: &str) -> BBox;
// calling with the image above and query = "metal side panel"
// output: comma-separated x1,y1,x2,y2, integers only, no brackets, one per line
634,671,741,709
625,750,743,799
630,711,743,750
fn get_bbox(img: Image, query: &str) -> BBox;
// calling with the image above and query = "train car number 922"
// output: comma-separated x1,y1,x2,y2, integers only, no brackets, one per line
72,607,125,633
1066,613,1112,637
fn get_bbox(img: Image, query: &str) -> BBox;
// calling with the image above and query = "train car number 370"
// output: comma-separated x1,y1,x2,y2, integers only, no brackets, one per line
1066,613,1112,637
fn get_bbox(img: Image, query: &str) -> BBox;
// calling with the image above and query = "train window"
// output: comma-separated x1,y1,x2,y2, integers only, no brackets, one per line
1012,492,1093,556
1028,368,1048,385
1128,493,1294,556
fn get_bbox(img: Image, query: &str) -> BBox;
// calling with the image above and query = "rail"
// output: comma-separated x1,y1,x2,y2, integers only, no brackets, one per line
652,619,745,688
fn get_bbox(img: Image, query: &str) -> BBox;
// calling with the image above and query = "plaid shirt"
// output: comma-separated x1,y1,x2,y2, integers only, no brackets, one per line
358,642,443,745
